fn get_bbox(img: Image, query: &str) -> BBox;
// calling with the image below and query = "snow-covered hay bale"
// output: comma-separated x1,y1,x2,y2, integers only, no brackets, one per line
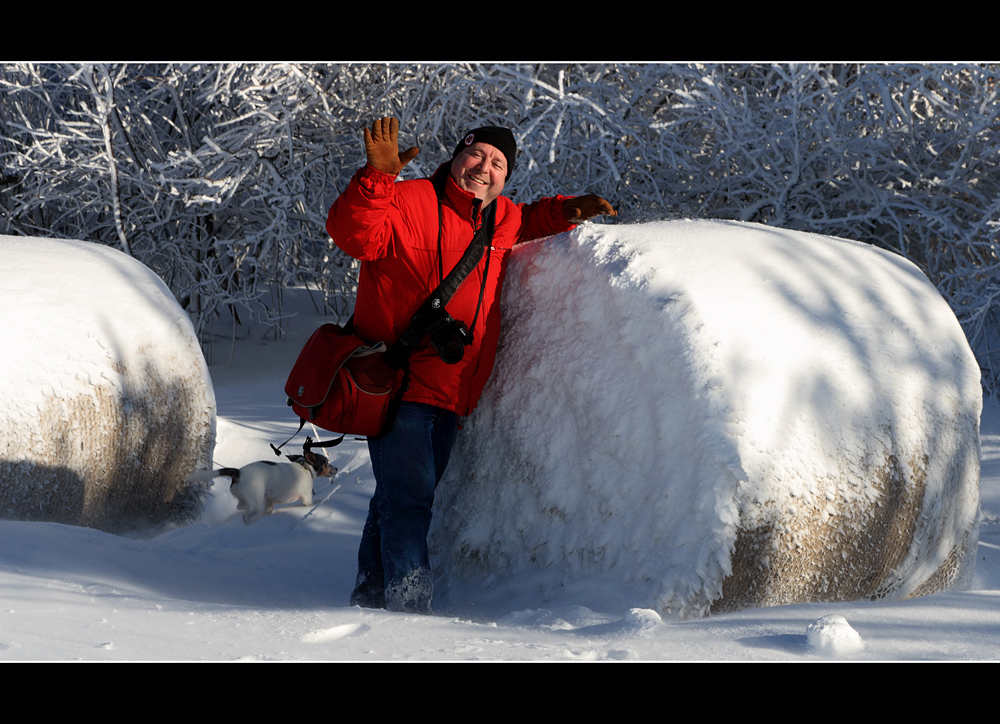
431,219,981,617
0,237,215,533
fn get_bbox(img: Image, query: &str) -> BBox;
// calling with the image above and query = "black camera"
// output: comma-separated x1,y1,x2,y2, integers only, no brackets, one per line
427,311,471,364
412,301,472,364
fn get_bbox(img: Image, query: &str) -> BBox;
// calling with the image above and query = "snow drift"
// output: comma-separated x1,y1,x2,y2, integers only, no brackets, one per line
0,237,215,532
431,219,981,617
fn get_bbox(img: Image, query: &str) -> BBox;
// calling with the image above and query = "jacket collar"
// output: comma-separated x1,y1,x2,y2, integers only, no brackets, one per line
432,162,491,224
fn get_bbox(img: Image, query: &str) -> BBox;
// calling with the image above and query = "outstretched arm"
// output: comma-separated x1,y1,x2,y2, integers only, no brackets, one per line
327,117,419,260
516,193,617,243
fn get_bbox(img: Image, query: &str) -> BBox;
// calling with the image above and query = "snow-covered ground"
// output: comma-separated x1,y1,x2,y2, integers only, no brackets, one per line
3,226,1000,661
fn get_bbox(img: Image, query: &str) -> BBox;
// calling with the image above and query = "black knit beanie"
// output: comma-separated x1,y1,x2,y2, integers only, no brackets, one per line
452,126,516,180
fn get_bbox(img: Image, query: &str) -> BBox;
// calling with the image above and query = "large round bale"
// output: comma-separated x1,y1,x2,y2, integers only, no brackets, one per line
430,219,981,617
0,237,216,533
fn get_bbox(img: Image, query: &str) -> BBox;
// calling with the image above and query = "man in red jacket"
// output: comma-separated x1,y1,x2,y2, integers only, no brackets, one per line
327,117,615,613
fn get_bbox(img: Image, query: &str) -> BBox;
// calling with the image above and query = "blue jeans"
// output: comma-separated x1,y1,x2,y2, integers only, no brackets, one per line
350,401,458,614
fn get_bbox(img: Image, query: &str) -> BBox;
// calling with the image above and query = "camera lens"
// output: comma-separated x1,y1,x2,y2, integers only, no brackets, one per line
419,304,470,364
435,337,465,364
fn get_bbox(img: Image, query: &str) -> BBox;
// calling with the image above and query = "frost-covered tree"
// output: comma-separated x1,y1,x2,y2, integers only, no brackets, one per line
641,64,1000,391
0,63,358,361
2,62,1000,391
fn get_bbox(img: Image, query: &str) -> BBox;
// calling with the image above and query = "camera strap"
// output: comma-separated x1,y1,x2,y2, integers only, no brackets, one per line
385,185,496,368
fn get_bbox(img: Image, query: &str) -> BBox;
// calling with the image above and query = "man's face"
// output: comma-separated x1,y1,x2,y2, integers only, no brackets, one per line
450,142,507,205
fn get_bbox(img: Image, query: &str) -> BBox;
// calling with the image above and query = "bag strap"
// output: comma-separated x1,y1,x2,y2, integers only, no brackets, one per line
385,195,496,368
271,417,345,455
427,165,496,308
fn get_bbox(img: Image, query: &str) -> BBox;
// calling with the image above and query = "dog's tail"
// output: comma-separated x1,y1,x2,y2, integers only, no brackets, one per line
185,468,241,484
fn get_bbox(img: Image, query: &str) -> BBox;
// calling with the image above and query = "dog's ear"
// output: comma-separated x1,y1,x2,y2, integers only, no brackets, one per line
286,454,303,464
308,452,332,476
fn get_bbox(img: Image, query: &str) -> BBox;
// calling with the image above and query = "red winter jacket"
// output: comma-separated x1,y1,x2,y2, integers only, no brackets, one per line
327,163,575,416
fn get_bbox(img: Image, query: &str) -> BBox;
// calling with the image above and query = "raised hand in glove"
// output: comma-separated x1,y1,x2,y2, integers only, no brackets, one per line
563,195,617,222
364,117,419,176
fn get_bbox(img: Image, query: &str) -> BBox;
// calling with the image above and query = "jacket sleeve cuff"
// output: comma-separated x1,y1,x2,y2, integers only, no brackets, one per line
356,164,399,195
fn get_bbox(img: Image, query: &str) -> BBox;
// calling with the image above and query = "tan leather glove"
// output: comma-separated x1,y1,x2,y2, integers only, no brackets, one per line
563,195,617,222
364,117,419,176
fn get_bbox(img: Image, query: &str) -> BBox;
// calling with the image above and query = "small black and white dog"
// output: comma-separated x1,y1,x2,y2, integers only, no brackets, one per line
187,451,337,525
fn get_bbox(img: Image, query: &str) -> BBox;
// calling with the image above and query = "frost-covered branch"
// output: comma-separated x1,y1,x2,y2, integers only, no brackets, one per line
3,62,1000,392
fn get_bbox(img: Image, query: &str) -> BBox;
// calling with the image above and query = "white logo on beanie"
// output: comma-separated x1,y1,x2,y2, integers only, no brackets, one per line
464,133,475,146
